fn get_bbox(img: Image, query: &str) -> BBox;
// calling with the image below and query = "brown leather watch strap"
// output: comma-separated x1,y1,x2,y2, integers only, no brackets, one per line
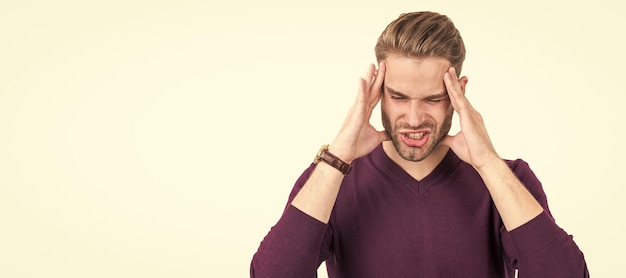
314,144,351,175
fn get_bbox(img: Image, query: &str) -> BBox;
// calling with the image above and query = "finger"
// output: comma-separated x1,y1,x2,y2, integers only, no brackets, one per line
356,64,376,103
365,64,376,84
372,62,385,89
355,76,367,104
367,62,386,108
354,63,376,98
444,67,469,112
447,67,463,94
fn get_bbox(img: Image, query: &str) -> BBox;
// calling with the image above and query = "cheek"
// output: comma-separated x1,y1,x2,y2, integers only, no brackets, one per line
380,100,394,117
423,102,452,113
381,103,406,123
439,101,453,112
428,103,453,119
381,99,408,113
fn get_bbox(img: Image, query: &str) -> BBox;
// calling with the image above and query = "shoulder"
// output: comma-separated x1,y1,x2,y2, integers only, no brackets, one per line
503,157,549,205
505,158,530,171
503,158,536,179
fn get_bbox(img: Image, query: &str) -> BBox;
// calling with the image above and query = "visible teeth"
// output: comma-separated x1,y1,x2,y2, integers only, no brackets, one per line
406,132,424,139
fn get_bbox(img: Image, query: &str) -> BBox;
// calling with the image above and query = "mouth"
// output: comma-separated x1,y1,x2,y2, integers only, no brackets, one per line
400,130,430,148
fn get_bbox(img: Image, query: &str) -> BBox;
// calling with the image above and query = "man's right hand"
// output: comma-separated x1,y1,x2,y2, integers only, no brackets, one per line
329,62,390,164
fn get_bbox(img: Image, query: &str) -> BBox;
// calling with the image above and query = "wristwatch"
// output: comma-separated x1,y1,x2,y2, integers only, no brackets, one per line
314,144,351,176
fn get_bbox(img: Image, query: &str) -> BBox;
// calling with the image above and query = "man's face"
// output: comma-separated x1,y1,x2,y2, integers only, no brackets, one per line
381,55,459,162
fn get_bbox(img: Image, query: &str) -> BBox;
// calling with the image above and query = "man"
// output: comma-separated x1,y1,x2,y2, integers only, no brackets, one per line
251,11,588,277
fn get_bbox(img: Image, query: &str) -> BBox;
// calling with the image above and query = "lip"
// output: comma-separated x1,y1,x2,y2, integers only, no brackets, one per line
399,130,430,148
399,129,431,137
399,129,430,135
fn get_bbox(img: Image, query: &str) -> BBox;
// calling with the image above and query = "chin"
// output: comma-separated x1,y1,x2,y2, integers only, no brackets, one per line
395,142,433,162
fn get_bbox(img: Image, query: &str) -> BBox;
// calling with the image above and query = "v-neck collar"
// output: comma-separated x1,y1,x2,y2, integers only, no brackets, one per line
370,144,462,197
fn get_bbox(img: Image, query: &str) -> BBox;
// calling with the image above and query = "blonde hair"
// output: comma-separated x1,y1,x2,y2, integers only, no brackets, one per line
375,11,466,74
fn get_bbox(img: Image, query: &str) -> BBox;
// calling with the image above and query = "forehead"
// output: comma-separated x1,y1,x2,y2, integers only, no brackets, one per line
383,55,450,96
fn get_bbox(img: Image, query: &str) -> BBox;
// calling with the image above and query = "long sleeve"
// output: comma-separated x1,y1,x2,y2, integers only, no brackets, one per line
250,166,332,278
508,211,589,277
251,150,590,277
502,159,589,277
250,205,330,277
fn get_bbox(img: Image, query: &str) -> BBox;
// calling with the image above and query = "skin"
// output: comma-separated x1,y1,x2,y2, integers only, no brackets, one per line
291,54,543,231
380,55,459,180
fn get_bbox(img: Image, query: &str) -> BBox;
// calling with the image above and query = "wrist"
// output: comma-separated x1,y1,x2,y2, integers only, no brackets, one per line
474,154,506,175
327,145,353,164
315,144,352,175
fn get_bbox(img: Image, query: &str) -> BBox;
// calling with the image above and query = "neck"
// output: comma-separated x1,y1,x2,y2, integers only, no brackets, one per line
382,142,450,181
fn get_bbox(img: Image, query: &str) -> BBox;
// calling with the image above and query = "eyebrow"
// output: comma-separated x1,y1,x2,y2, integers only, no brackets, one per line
385,85,449,100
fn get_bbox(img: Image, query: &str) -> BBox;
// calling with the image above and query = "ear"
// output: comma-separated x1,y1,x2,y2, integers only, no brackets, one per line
458,76,469,94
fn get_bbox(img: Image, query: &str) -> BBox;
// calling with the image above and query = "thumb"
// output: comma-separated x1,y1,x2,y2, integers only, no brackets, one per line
378,130,391,142
441,132,470,164
440,133,458,148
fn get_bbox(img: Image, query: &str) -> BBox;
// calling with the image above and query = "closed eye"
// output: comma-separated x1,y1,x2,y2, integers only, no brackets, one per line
427,98,446,103
425,96,449,103
390,95,406,100
388,93,408,100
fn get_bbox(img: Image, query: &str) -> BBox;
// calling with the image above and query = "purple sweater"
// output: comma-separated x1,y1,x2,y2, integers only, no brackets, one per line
251,145,589,277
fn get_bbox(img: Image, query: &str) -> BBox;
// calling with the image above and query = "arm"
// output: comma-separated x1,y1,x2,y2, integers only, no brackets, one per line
440,67,542,230
292,62,388,223
441,67,589,276
250,190,332,278
251,63,389,277
501,160,589,277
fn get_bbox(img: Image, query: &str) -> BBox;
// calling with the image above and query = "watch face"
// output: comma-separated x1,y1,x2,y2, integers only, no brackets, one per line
314,144,329,164
312,144,350,175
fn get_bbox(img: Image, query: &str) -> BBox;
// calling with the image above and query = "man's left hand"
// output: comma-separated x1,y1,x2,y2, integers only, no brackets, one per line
441,67,500,170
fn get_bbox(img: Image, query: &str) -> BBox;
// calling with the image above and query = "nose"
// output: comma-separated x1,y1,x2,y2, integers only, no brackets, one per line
406,99,425,127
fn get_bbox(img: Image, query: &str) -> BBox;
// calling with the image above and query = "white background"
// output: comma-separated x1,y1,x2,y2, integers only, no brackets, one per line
1,0,623,277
